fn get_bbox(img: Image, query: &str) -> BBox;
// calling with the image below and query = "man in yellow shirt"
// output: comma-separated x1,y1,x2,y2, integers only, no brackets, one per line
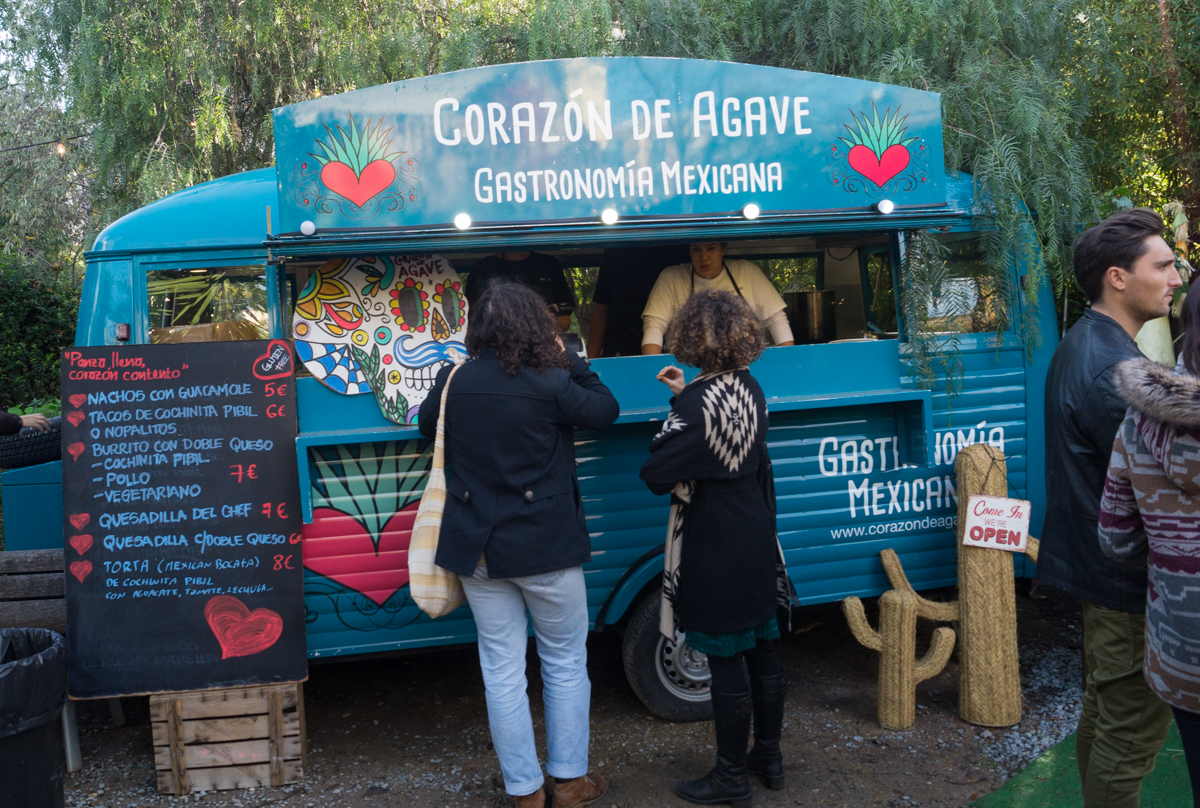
641,242,794,354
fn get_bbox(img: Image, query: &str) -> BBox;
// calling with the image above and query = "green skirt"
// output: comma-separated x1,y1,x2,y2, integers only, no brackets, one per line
686,615,780,658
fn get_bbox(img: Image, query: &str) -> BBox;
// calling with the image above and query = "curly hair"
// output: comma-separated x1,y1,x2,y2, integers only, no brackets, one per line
465,278,570,375
668,290,765,372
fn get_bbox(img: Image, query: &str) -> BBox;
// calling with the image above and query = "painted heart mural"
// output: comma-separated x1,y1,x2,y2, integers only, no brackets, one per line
302,440,434,631
293,254,468,424
291,115,422,220
303,504,418,606
826,103,928,196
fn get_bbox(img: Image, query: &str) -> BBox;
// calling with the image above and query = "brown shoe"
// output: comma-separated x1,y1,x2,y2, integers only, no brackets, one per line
514,786,546,808
553,773,608,808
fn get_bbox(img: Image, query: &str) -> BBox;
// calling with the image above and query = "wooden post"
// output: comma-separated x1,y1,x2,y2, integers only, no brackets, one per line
268,688,284,787
955,444,1022,726
167,698,188,796
296,682,307,773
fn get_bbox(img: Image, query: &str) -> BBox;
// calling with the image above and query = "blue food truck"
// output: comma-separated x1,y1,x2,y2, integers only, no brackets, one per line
2,57,1056,720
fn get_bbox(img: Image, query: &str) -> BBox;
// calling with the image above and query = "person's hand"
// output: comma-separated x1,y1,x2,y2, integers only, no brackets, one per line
20,413,50,433
656,365,686,396
555,335,565,352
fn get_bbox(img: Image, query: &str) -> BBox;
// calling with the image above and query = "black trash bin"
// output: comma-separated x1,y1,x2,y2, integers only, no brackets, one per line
0,628,67,808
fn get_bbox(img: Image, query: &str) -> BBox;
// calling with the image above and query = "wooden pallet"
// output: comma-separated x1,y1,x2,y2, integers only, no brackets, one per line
150,683,306,794
0,548,66,632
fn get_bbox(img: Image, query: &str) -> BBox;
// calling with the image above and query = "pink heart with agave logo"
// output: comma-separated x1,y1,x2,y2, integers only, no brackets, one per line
302,501,419,606
321,160,396,208
848,143,911,188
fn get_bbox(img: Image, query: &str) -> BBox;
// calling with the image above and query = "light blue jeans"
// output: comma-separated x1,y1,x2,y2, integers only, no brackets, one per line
461,565,591,796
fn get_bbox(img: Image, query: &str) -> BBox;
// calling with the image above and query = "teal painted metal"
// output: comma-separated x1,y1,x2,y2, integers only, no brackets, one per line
91,168,280,255
272,58,947,236
1,462,63,551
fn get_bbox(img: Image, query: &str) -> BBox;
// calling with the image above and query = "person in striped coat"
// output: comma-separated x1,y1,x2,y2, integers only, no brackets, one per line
1099,287,1200,804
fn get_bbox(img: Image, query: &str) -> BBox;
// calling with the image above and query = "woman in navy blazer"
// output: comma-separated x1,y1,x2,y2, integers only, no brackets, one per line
419,279,618,808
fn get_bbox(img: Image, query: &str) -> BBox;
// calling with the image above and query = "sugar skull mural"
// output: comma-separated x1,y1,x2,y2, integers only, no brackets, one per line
293,255,468,423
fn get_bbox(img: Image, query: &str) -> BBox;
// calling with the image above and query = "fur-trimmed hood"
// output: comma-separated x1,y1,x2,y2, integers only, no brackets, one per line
1114,356,1200,493
1114,357,1200,428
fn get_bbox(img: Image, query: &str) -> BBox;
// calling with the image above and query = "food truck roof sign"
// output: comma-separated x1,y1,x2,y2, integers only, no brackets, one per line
272,57,948,236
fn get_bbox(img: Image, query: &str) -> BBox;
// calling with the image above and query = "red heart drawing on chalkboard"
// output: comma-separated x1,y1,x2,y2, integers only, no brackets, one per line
67,442,85,461
252,339,294,381
69,560,92,583
69,394,87,408
301,503,417,606
69,534,93,555
204,595,284,659
69,513,90,530
66,411,86,428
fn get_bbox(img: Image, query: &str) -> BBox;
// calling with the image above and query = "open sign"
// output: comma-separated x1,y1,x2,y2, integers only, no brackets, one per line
962,494,1031,553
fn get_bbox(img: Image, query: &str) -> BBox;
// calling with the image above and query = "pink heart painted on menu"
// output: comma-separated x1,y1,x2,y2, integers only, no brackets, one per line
69,560,92,583
67,442,85,461
69,513,90,530
69,534,93,555
66,411,86,428
302,503,418,606
69,394,87,408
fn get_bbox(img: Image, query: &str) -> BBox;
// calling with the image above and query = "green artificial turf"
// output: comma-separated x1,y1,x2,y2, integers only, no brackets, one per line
972,723,1192,807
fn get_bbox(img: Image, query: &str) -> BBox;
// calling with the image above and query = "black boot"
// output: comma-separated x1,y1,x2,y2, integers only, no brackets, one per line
746,674,785,790
675,689,753,807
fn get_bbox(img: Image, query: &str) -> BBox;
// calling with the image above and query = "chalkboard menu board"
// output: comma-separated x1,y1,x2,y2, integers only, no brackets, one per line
61,340,307,698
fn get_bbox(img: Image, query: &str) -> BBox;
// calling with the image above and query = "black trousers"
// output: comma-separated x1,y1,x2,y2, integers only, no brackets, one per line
1174,706,1200,805
706,640,780,693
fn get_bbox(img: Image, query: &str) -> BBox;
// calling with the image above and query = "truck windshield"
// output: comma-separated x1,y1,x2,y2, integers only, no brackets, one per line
147,266,268,344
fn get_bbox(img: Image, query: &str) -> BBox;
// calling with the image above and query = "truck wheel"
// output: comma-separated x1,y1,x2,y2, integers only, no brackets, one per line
0,417,61,470
621,588,712,722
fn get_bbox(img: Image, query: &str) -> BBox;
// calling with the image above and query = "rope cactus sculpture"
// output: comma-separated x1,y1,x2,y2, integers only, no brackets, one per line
844,444,1044,730
844,550,958,730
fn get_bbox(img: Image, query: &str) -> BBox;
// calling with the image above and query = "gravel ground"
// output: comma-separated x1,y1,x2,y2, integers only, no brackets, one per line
63,584,1084,808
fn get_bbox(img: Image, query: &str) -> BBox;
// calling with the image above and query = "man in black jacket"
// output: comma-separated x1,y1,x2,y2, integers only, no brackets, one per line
1039,207,1180,808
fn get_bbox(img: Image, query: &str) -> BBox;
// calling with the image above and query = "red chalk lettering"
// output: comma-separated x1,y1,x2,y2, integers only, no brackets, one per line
266,404,286,418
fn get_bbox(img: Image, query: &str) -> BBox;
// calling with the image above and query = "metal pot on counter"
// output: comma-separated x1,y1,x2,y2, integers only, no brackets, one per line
783,291,839,344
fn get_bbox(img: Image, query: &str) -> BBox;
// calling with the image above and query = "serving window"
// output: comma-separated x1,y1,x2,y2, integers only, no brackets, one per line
275,235,906,366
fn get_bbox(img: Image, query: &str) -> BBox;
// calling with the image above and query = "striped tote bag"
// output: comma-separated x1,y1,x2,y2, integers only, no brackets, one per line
409,362,467,618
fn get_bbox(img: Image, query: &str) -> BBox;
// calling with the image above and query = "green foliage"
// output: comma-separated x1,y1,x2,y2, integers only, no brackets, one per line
7,399,62,417
0,266,78,406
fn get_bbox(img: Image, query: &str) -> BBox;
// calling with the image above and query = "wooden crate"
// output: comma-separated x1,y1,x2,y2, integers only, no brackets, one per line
150,683,306,795
0,548,66,632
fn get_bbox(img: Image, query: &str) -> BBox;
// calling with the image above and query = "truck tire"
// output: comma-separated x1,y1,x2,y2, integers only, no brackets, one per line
621,588,712,722
0,417,61,470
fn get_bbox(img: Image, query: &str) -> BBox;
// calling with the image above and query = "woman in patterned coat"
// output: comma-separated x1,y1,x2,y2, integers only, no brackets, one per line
1099,288,1200,801
640,290,794,808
